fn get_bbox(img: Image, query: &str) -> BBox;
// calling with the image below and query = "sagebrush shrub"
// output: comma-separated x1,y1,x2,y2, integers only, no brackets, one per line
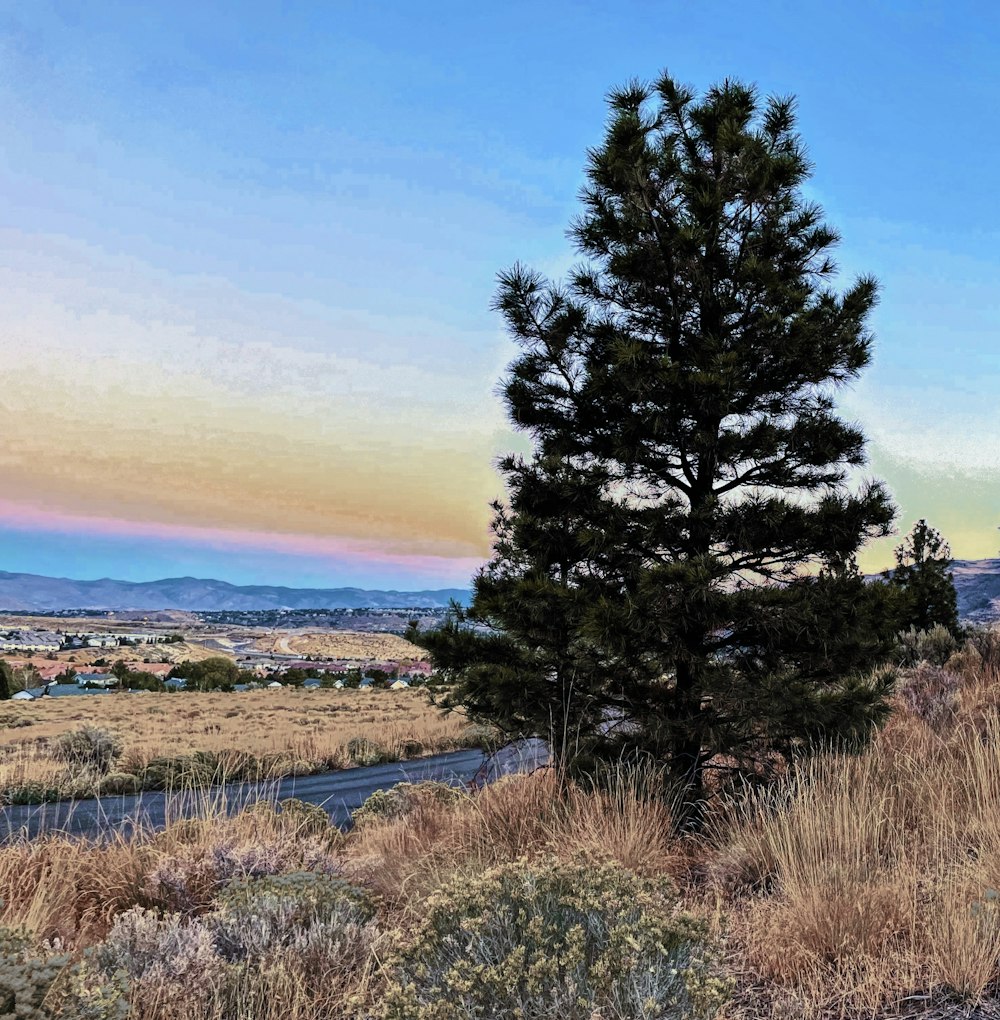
209,871,374,960
899,664,963,731
0,925,126,1020
52,726,122,774
277,797,333,836
93,908,221,985
98,772,141,796
144,837,340,913
351,781,463,828
895,625,960,668
345,737,392,766
95,875,379,1018
380,858,730,1020
140,752,218,790
2,782,60,806
967,625,1000,672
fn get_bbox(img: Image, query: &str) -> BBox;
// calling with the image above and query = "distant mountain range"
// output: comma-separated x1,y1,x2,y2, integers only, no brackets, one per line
0,571,472,612
1,561,997,621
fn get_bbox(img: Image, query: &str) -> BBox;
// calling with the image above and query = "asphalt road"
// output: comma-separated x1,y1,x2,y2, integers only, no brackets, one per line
0,747,489,841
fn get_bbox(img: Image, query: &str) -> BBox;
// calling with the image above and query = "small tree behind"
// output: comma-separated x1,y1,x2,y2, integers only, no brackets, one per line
887,519,961,636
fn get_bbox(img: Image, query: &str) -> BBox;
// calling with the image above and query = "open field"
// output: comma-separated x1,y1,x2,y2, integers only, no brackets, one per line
0,688,482,801
246,630,425,660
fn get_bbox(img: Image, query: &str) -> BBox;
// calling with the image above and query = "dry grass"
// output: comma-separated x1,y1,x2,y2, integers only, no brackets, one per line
0,688,477,795
343,763,688,916
4,634,1000,1018
713,656,1000,1018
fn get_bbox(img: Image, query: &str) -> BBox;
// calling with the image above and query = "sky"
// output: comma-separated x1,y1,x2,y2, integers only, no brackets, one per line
0,0,998,590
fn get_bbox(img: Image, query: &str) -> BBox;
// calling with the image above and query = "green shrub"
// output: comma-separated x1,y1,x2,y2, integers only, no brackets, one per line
345,737,393,766
98,772,141,796
277,797,333,836
0,925,126,1019
140,753,218,790
895,624,960,667
52,726,122,774
351,781,463,828
2,782,61,806
381,859,730,1020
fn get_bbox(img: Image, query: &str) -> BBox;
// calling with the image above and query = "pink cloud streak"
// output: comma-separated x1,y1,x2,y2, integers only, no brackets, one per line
0,499,484,580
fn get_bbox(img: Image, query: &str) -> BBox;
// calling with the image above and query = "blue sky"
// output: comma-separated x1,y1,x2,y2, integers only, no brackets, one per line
0,1,997,588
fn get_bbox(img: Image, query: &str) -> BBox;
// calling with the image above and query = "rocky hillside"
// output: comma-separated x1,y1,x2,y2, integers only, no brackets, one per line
953,559,1000,624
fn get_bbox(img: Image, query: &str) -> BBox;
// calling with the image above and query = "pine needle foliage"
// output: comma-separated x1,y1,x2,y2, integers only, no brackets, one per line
886,519,961,637
418,73,898,820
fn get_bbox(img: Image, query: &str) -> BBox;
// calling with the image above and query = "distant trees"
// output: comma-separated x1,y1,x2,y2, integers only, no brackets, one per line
341,668,364,689
169,656,240,691
417,72,898,822
887,519,961,637
367,668,396,687
54,665,78,684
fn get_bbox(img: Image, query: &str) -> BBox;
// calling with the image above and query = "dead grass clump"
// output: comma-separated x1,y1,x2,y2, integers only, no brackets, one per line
0,836,155,946
716,654,1000,1016
346,763,685,915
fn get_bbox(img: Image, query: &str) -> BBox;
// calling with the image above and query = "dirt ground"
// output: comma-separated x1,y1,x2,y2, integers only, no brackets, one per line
247,630,425,660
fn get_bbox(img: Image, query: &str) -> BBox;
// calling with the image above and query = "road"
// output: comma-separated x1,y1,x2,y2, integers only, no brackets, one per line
0,748,489,842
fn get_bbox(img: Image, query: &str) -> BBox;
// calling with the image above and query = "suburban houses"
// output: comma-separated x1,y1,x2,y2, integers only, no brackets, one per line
0,629,167,653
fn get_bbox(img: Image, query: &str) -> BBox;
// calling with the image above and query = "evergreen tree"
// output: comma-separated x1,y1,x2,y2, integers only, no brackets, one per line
887,519,960,636
0,659,12,701
419,73,897,819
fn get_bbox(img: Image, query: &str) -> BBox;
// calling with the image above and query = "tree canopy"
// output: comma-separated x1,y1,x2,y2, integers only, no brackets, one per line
418,73,898,820
887,519,960,636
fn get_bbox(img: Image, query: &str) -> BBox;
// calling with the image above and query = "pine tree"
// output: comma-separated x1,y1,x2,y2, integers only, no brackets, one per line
420,73,897,819
887,519,960,636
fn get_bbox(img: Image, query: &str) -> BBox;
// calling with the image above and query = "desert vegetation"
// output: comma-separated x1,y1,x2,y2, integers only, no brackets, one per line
0,628,998,1017
0,689,485,804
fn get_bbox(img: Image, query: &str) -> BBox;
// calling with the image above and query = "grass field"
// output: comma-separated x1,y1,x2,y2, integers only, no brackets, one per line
0,688,482,801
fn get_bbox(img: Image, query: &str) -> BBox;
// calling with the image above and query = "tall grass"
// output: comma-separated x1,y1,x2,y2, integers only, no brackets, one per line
0,688,485,802
346,762,686,914
716,653,1000,1017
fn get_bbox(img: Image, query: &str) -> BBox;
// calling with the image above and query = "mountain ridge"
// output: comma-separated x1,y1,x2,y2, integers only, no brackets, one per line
0,571,472,612
0,560,997,620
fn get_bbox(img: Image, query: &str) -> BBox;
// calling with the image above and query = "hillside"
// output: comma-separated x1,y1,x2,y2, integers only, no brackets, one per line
953,558,1000,624
0,572,471,612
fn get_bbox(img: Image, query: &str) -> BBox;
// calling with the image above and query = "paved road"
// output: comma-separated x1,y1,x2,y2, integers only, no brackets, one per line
0,748,489,842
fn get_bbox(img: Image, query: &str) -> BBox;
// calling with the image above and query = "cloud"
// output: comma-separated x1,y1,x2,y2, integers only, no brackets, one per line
0,228,514,559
